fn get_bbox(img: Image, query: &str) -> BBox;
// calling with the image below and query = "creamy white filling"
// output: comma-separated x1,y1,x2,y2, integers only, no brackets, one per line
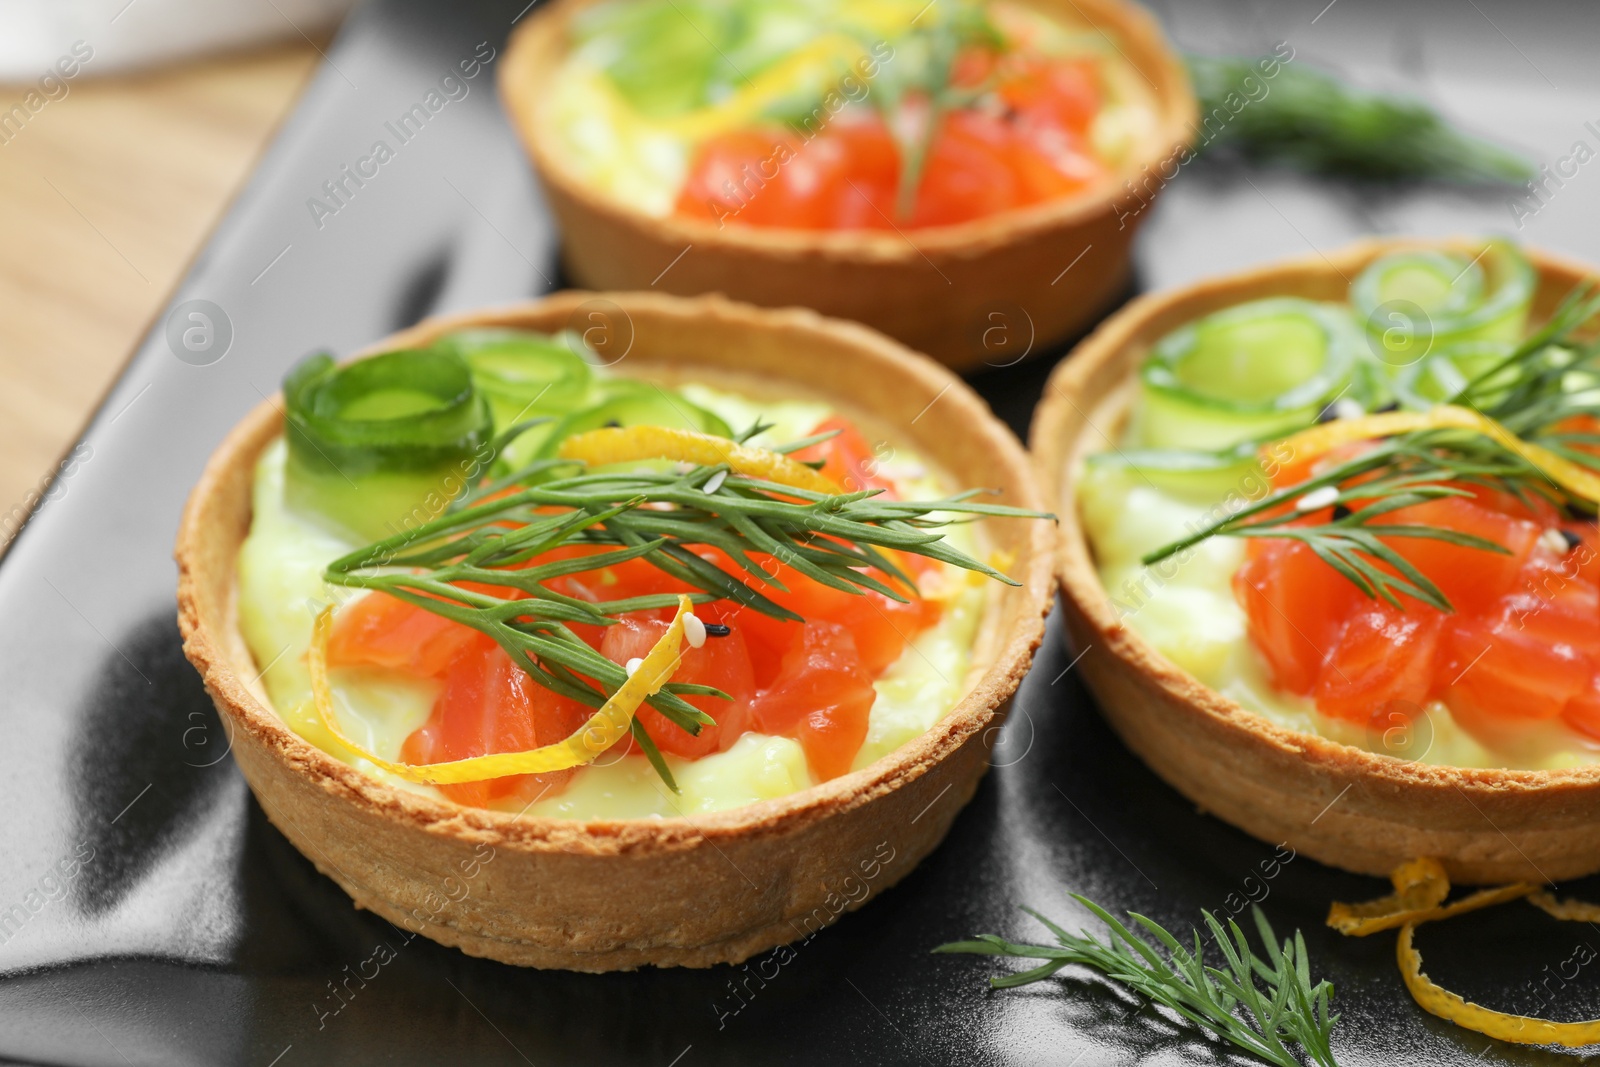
236,387,987,818
542,0,1157,217
1077,461,1600,770
546,60,690,218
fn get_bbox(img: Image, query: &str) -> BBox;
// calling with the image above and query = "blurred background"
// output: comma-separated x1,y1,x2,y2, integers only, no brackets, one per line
0,0,352,533
0,0,1596,531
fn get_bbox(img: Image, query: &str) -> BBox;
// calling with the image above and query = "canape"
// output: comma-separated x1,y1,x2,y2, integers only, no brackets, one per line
1032,238,1600,883
499,0,1196,370
177,291,1052,970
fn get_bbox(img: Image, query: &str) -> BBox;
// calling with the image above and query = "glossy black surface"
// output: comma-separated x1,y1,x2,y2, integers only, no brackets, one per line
3,0,1599,1063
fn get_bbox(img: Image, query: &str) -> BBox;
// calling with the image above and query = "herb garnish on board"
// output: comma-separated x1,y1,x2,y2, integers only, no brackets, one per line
1188,56,1533,186
938,897,1340,1067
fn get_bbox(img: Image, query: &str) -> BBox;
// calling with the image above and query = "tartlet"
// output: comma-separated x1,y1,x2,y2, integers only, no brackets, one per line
498,0,1197,371
1031,239,1600,885
178,291,1053,970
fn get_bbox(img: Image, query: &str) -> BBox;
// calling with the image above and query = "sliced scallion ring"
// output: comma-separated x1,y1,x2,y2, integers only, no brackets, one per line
1351,239,1536,367
283,349,492,542
1136,297,1358,450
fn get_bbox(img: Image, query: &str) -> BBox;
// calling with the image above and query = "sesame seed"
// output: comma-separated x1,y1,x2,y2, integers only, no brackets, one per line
703,623,732,637
704,470,728,494
684,612,707,649
1539,528,1573,555
1296,486,1340,512
1318,398,1365,423
625,657,643,677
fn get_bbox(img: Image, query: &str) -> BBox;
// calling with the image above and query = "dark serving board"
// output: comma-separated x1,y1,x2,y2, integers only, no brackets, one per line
3,0,1599,1063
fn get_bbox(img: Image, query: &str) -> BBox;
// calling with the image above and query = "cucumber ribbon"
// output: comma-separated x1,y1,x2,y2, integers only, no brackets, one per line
306,594,693,783
283,348,493,541
1351,240,1536,365
1136,297,1357,450
284,349,491,477
439,329,593,427
280,333,735,538
1390,340,1516,411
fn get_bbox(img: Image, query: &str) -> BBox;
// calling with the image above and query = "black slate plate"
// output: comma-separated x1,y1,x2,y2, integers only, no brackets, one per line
3,0,1600,1064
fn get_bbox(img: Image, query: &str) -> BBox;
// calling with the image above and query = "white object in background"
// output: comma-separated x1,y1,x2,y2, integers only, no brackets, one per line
0,0,361,81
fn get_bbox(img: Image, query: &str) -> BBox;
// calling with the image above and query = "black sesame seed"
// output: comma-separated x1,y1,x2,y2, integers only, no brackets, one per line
703,623,732,637
604,419,623,429
1561,529,1583,551
1316,405,1339,424
1376,401,1400,413
1331,504,1352,521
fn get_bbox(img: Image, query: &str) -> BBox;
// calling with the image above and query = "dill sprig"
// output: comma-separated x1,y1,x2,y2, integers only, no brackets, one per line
321,427,1042,788
936,898,1340,1067
868,5,1002,220
1187,56,1532,186
1141,284,1600,612
1458,284,1600,433
1143,441,1511,612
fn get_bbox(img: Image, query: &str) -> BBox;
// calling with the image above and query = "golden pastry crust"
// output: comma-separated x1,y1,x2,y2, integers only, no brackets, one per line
497,0,1196,370
1031,239,1600,886
177,291,1054,970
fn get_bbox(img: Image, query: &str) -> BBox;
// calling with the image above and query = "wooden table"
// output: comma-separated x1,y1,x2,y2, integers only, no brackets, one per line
0,40,323,541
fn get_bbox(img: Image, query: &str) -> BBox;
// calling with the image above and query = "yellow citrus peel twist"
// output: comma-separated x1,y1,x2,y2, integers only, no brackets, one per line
1327,857,1535,936
1397,924,1600,1049
1329,857,1600,1047
1276,404,1600,504
557,425,841,495
306,594,692,784
1527,891,1600,922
